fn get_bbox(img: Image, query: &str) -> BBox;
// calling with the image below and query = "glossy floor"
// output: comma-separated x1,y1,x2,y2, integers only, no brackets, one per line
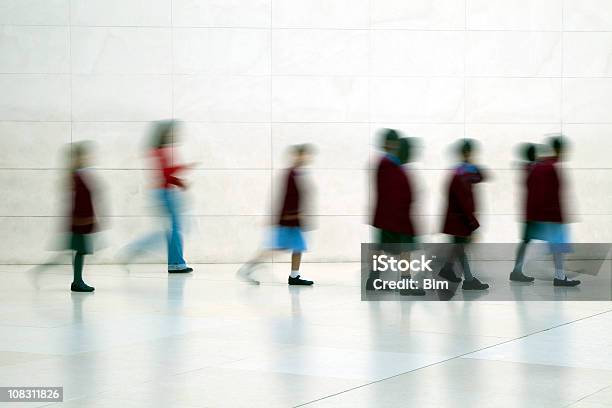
0,262,611,407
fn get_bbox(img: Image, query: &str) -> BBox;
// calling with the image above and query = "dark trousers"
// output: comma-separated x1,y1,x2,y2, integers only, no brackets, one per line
442,236,474,280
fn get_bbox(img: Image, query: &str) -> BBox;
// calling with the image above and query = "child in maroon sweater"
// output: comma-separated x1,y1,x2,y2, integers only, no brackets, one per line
438,139,489,290
366,130,425,296
509,143,538,283
237,144,315,285
69,142,97,292
511,137,579,287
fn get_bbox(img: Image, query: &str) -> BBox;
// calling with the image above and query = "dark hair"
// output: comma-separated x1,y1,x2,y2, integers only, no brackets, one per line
69,141,93,170
151,120,175,149
72,141,90,158
458,138,475,156
551,135,566,152
524,143,536,162
378,128,399,148
398,138,412,164
293,143,315,156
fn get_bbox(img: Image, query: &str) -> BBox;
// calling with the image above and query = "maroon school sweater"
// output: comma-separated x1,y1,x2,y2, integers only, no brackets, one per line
442,165,484,237
372,155,416,235
526,158,564,223
278,167,301,227
70,170,97,234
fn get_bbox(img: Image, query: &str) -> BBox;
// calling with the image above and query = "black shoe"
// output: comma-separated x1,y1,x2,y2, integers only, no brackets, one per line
169,267,193,274
462,277,489,290
554,277,581,287
510,271,535,282
288,275,313,285
439,266,462,283
71,282,95,292
400,288,426,296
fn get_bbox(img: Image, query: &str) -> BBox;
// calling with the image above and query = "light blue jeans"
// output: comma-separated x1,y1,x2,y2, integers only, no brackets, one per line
160,188,187,270
123,188,187,269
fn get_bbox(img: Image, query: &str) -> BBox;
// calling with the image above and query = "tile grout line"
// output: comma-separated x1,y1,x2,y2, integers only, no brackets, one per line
11,73,612,79
563,384,612,407
7,24,612,32
6,167,612,171
170,0,175,169
5,120,612,124
367,0,372,243
270,0,274,265
68,1,72,163
293,307,612,407
561,0,565,136
5,211,612,217
3,258,610,266
463,0,467,139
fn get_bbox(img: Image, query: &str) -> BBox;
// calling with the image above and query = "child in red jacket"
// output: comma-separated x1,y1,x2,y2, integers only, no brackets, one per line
237,144,315,285
69,142,97,292
118,120,195,273
438,139,489,290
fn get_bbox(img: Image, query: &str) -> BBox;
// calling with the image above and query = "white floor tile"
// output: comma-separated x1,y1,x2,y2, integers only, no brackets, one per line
0,264,610,407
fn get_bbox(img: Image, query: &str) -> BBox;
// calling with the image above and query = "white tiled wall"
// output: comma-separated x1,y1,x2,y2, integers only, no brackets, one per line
1,0,611,264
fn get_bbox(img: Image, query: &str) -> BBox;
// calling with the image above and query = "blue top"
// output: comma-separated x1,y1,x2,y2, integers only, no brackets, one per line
456,162,478,175
385,153,401,166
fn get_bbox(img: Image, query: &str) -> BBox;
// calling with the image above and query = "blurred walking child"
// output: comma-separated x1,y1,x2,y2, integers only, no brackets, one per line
237,144,315,285
509,143,539,282
152,121,195,273
366,130,425,295
119,120,195,273
513,136,579,286
69,142,97,292
438,139,489,290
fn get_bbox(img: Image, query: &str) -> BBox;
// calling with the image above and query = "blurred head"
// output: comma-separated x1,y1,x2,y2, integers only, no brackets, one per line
378,128,400,155
549,135,567,160
70,141,94,170
151,119,177,149
398,138,410,164
398,137,419,164
457,138,477,162
520,143,537,163
292,143,315,167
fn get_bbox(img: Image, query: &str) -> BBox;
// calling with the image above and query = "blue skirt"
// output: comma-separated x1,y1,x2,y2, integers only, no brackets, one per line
269,226,307,252
528,222,572,253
